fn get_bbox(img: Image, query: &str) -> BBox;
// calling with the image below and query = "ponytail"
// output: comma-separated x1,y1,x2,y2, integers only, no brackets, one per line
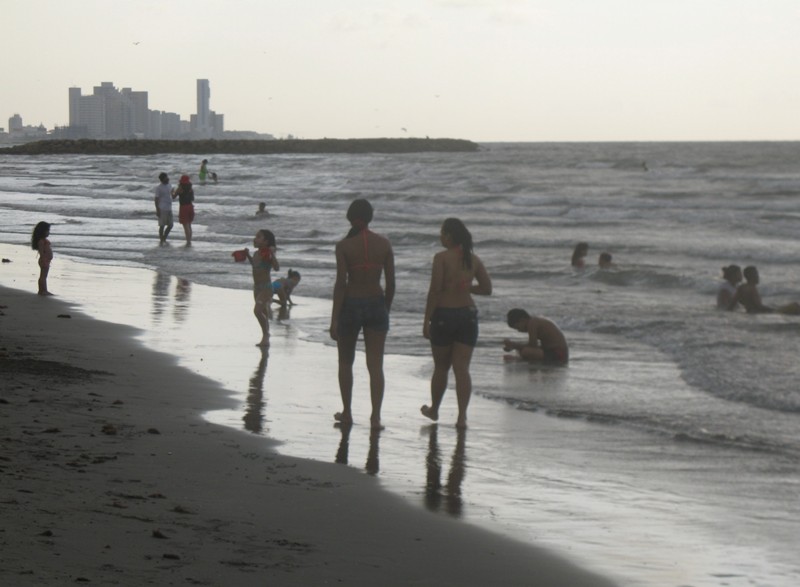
442,218,473,269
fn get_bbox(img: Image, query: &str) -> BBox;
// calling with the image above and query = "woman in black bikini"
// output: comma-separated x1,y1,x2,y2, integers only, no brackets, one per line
330,199,395,429
422,218,492,429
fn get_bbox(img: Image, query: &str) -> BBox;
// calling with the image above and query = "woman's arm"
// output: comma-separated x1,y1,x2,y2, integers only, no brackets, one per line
330,244,348,340
470,255,492,296
423,254,444,339
383,243,396,312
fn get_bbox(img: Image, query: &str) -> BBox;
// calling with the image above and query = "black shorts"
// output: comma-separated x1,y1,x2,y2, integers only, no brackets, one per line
542,347,569,365
429,306,479,347
337,295,389,338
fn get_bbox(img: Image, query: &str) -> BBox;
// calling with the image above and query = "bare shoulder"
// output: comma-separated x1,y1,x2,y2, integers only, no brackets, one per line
335,237,350,253
370,231,392,251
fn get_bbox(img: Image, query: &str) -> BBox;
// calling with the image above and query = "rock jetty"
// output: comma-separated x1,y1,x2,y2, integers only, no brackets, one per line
0,138,479,155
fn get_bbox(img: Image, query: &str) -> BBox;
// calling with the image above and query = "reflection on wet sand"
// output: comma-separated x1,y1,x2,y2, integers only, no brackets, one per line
335,423,351,465
151,271,171,321
151,273,192,324
366,429,380,476
173,278,191,322
243,348,269,434
424,426,467,517
276,305,291,322
335,423,382,476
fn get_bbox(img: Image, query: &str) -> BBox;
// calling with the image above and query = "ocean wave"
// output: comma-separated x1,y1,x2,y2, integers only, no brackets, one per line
481,392,799,457
3,143,800,456
587,267,691,289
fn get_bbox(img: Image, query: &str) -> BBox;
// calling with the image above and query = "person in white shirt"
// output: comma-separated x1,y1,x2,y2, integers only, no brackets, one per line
154,172,175,244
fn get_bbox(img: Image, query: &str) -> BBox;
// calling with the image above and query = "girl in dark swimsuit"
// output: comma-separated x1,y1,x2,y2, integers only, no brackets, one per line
32,221,54,296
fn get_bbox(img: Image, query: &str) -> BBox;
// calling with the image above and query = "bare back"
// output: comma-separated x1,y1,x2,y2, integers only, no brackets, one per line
426,247,491,312
529,317,568,350
734,283,772,314
335,229,395,298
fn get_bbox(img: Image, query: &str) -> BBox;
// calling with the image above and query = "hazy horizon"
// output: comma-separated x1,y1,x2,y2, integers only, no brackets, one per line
3,0,799,142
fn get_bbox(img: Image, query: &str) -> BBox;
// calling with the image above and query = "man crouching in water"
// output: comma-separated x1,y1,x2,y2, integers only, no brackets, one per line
503,308,569,365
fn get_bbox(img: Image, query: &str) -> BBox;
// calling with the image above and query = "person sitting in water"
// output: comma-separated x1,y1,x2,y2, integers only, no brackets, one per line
598,252,615,269
731,266,800,314
272,269,301,307
571,242,588,268
255,202,269,217
717,264,742,309
503,308,569,365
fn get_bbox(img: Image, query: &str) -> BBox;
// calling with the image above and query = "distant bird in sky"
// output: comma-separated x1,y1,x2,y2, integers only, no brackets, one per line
133,41,141,45
401,127,407,132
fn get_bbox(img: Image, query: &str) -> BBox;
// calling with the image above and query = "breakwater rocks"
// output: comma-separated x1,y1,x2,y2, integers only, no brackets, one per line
0,138,479,156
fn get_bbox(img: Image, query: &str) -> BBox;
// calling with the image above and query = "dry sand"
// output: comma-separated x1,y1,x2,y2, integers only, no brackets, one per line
0,284,618,586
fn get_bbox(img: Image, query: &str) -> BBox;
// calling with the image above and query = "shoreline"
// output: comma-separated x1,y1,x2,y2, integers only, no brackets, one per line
0,264,617,585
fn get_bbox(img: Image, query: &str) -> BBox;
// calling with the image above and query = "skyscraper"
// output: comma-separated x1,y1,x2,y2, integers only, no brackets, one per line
68,87,81,127
196,79,211,133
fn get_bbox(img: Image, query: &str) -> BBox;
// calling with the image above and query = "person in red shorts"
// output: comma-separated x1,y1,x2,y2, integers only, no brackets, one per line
173,174,195,246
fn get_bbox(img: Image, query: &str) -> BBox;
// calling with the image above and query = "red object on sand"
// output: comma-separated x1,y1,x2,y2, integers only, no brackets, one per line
232,249,247,262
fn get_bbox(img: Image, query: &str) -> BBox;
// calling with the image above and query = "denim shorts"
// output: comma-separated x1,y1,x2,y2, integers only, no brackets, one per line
337,295,389,338
429,306,479,347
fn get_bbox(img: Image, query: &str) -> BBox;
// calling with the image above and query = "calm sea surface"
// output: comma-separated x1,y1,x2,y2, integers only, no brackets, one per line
1,142,799,586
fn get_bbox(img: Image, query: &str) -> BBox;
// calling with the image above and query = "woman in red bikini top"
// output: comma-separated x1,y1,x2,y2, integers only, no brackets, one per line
329,198,395,429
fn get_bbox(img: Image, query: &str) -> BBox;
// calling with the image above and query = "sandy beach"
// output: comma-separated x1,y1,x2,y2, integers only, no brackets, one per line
0,260,618,586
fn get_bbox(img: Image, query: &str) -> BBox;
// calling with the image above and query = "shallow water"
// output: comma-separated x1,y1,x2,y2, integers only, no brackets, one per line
2,247,798,587
2,142,800,586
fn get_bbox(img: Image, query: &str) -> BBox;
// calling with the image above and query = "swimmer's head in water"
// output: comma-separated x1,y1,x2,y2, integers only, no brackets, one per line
743,265,759,284
722,264,742,282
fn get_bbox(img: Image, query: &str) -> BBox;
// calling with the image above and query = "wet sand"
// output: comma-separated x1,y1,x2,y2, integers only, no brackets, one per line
0,249,618,586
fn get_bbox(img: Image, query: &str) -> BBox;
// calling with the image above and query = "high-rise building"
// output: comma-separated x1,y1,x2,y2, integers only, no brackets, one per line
8,114,23,133
196,79,211,133
122,88,149,138
68,87,81,127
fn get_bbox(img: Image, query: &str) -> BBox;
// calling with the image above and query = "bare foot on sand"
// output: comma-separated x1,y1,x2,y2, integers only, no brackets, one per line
456,416,468,430
334,411,353,425
256,338,270,348
420,405,438,422
370,416,385,431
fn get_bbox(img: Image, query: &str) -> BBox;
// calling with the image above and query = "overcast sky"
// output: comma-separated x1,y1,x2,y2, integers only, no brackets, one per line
3,0,799,141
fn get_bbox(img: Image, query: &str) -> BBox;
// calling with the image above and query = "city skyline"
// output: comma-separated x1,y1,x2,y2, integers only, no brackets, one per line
67,79,225,140
3,79,262,142
3,1,800,142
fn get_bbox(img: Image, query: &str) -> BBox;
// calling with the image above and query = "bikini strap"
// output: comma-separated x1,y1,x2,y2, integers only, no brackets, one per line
350,229,382,271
